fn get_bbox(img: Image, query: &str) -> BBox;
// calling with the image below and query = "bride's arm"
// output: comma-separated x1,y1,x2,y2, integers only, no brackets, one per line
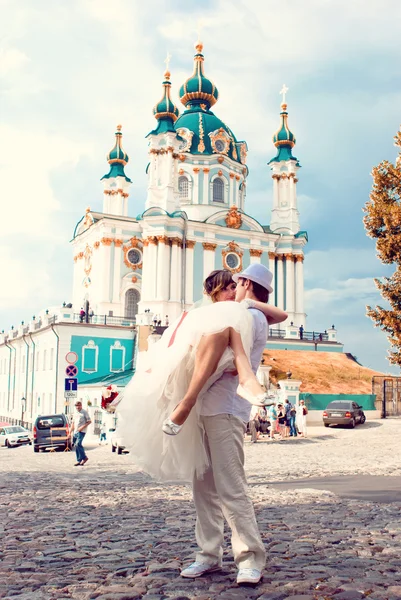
244,299,288,325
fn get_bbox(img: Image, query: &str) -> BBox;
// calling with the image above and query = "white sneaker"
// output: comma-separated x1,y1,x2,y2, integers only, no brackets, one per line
180,561,221,578
237,568,262,585
162,418,182,436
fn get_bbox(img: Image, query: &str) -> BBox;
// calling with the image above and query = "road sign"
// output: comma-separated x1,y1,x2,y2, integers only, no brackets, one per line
64,391,77,399
65,365,78,377
64,378,78,392
65,351,78,364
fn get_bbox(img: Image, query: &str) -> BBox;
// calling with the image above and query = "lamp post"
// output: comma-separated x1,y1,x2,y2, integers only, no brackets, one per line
21,397,26,426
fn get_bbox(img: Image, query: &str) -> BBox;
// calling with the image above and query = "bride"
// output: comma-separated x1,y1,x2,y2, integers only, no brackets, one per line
116,268,287,482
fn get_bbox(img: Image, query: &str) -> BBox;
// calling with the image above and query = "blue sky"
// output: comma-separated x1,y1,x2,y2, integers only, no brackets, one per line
1,0,400,373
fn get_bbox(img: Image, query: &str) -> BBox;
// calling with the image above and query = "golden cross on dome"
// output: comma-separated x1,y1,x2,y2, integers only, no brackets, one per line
164,52,172,71
280,84,289,104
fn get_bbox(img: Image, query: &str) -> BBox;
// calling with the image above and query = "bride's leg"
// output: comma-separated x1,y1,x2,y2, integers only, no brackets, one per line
168,328,230,426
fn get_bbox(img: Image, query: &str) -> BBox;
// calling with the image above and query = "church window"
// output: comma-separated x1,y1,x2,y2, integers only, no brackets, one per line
125,289,140,320
82,340,98,373
127,248,142,266
225,253,240,270
110,341,126,373
178,176,189,199
213,178,224,203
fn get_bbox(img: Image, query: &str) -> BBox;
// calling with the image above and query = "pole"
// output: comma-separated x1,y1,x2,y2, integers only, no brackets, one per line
382,378,386,419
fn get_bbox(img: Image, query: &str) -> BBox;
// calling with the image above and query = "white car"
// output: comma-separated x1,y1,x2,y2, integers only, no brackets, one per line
0,425,32,448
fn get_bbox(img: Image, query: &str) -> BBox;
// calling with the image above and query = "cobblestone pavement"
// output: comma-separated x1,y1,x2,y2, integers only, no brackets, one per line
1,419,401,600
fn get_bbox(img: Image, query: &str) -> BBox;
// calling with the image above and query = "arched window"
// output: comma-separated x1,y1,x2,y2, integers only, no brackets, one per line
213,178,224,203
178,176,189,199
125,289,140,320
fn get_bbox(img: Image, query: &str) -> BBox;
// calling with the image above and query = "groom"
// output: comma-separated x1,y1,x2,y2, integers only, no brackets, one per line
181,264,279,585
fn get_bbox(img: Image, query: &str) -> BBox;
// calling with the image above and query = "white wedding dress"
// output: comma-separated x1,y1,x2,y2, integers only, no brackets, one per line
116,300,254,483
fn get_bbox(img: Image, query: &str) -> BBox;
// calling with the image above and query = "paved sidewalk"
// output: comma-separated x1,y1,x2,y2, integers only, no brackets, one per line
0,419,401,600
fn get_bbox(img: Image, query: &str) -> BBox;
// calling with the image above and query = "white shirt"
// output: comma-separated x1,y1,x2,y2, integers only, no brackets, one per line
200,308,268,423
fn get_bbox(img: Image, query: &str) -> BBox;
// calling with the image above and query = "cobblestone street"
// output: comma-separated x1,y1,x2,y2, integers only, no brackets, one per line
1,419,401,600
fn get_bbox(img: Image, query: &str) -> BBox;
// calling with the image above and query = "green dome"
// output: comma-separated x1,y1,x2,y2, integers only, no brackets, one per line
179,42,218,110
272,104,296,146
107,125,129,164
175,105,242,163
153,71,180,122
101,125,131,182
269,103,300,165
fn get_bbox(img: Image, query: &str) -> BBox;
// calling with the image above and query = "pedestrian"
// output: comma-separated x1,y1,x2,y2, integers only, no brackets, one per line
165,315,169,326
284,398,292,437
297,400,308,437
249,405,260,443
88,308,94,323
79,308,86,323
268,403,278,440
299,324,304,340
70,401,91,466
118,264,288,586
288,403,297,437
277,403,286,438
99,422,107,445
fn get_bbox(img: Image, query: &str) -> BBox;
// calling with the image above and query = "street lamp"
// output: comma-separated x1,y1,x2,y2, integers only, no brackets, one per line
21,397,26,426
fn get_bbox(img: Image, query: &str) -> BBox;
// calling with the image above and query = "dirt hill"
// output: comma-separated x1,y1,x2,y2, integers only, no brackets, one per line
263,349,383,394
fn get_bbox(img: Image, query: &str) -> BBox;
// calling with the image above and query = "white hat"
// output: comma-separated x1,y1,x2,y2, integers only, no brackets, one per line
232,263,273,293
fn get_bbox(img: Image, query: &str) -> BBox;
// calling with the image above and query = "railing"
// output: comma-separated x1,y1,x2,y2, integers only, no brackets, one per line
73,314,136,327
268,329,329,342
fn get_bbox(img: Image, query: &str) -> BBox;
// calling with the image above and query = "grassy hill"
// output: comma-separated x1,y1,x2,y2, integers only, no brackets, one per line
263,349,383,394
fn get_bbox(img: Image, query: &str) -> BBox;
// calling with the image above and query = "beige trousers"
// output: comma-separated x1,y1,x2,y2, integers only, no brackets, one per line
193,414,266,571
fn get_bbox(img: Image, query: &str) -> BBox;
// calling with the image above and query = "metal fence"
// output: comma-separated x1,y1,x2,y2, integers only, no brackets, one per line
372,376,401,417
73,314,136,327
268,329,329,342
0,416,32,431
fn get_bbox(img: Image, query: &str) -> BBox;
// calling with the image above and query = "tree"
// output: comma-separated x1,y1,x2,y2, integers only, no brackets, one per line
363,127,401,366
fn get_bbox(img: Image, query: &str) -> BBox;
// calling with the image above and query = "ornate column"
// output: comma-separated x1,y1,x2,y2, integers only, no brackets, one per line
276,254,284,309
295,255,304,317
147,236,158,300
272,174,280,208
202,168,210,204
185,240,196,305
100,237,113,302
156,236,170,301
229,172,235,206
112,238,123,304
141,239,150,301
268,252,276,302
169,237,182,302
202,242,217,281
285,253,295,317
193,167,200,204
249,248,262,265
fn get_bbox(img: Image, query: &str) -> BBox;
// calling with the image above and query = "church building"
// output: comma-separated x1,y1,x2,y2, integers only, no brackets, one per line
72,41,307,326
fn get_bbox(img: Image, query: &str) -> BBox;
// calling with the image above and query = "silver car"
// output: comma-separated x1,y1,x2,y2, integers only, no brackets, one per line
0,426,32,448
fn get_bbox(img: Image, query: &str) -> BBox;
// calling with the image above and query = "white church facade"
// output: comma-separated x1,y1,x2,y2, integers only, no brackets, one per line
0,42,341,429
72,42,307,327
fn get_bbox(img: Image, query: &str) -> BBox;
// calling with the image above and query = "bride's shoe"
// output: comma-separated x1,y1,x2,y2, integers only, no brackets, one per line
162,418,182,436
237,385,276,407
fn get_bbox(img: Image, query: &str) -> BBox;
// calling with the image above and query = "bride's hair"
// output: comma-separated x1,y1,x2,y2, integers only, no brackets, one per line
204,270,234,303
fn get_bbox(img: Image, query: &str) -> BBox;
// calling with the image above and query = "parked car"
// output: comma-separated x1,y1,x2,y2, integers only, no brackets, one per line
33,414,71,452
110,428,127,455
323,401,366,428
0,425,32,448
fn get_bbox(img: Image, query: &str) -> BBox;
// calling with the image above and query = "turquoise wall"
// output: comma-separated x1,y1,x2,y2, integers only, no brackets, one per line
70,335,135,384
300,393,377,411
193,242,204,302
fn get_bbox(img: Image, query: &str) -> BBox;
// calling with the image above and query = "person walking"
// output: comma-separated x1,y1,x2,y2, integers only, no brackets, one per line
70,401,91,466
297,400,308,437
249,405,260,443
268,403,278,440
99,422,107,445
288,403,297,437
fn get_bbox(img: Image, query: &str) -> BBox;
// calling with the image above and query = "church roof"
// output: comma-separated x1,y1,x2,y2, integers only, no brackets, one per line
174,42,243,164
101,125,132,182
268,99,300,166
148,69,180,136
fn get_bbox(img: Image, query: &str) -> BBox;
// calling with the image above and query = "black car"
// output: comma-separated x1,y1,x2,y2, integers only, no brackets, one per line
33,414,71,452
323,401,366,428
